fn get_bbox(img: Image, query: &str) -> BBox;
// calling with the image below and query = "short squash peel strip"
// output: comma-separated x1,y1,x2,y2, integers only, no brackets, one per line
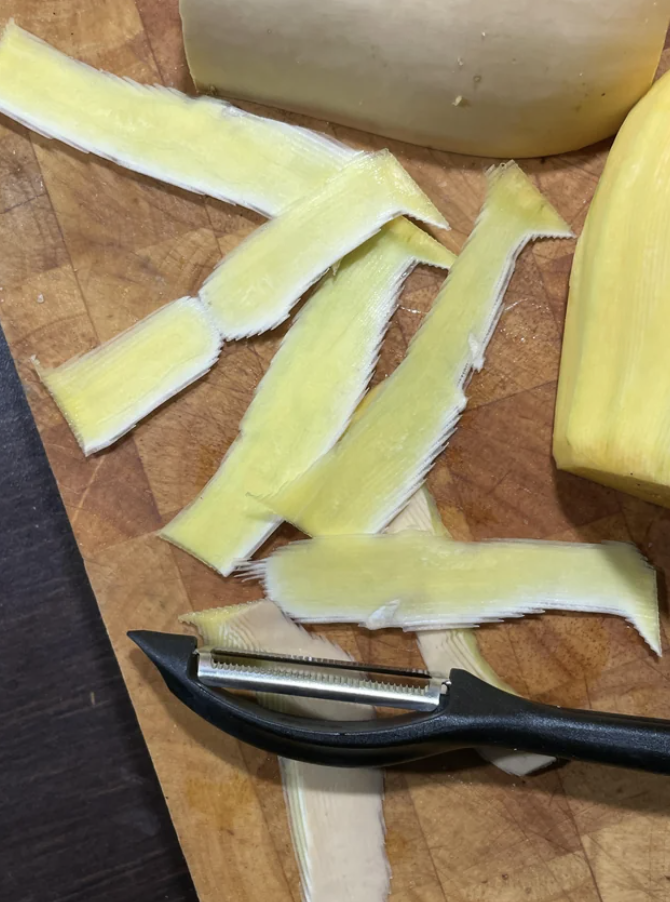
386,487,556,775
252,533,661,654
0,22,355,217
35,297,222,454
182,601,390,902
554,68,670,507
200,151,448,337
161,220,454,574
261,162,573,535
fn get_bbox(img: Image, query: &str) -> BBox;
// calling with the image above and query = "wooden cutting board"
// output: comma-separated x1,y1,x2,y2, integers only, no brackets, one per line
1,2,670,900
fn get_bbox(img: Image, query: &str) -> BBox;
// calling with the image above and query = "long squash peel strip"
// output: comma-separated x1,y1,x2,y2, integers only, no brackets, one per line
386,488,555,775
554,68,670,507
252,533,660,654
181,601,390,902
201,151,448,337
0,22,354,217
161,221,454,574
261,162,572,535
35,297,222,454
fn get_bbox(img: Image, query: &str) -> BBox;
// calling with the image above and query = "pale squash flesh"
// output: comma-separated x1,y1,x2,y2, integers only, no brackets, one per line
182,601,390,902
35,297,222,455
0,22,354,217
554,67,670,508
161,221,454,574
201,151,448,337
263,162,572,536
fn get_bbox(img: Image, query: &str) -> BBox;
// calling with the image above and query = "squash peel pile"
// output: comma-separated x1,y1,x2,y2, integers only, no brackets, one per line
161,221,454,574
6,20,666,901
262,162,573,536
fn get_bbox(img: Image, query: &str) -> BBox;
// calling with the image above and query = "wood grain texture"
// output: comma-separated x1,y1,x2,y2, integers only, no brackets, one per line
0,2,669,900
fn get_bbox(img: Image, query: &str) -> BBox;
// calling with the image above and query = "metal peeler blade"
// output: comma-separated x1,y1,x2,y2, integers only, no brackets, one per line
196,646,447,711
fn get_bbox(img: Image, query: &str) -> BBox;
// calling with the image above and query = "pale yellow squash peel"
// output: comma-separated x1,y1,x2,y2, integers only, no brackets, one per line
182,601,390,902
161,221,454,574
0,22,354,217
40,176,447,456
262,162,572,535
35,297,222,454
201,151,448,337
0,25,448,450
554,67,670,508
386,488,555,776
252,533,660,654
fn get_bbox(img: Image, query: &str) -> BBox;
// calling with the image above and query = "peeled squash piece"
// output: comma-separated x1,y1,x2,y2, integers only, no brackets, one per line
0,22,355,217
386,489,556,776
554,68,670,508
181,0,670,157
201,151,448,337
161,221,454,574
263,162,572,536
35,297,221,454
182,601,390,902
253,533,661,654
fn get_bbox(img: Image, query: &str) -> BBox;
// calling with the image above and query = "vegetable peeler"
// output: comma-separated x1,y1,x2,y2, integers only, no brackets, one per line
129,630,670,774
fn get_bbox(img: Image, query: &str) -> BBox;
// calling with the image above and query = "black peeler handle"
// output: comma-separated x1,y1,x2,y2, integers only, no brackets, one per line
130,630,670,773
445,668,670,775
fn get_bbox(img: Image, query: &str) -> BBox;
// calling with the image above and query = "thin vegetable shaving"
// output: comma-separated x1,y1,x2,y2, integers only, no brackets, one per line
0,22,354,216
201,151,448,337
252,533,660,654
161,221,454,574
35,296,222,454
261,162,572,535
